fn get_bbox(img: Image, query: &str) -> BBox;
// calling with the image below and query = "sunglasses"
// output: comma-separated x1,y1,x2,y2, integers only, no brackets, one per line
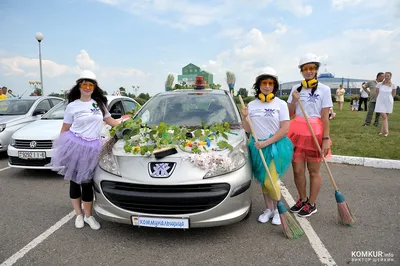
301,66,317,72
260,80,275,87
79,82,95,90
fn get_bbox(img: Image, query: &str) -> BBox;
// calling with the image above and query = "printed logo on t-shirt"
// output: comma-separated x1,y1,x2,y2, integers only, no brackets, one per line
263,108,277,117
250,108,278,118
90,103,101,114
307,93,320,103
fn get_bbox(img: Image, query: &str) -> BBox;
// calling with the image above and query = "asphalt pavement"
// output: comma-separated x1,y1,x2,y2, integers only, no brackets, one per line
0,153,399,266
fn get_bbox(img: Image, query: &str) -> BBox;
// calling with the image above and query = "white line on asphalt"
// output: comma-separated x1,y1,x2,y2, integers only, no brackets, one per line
0,211,75,266
280,182,337,266
0,166,11,172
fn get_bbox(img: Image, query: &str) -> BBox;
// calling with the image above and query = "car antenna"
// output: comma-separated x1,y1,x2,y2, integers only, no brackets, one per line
18,89,29,99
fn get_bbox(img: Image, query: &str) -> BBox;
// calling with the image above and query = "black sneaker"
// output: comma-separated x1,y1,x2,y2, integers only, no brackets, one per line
298,202,317,217
290,198,308,213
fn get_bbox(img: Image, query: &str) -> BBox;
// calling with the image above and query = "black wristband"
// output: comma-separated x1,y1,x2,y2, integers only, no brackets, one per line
322,136,330,140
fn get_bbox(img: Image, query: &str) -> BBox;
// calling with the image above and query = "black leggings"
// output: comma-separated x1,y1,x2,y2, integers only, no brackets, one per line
70,181,94,202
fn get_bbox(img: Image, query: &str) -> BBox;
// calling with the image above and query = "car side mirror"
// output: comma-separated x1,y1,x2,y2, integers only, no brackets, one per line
111,113,122,119
33,109,47,116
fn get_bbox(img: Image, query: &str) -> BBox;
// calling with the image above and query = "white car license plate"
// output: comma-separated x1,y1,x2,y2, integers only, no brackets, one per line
131,216,189,229
18,151,46,160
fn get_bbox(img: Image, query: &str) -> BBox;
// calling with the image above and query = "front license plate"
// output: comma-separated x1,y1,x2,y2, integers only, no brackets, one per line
18,151,46,160
131,216,189,229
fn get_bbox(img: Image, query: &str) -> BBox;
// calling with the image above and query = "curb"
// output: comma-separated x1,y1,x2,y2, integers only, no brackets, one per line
327,155,400,170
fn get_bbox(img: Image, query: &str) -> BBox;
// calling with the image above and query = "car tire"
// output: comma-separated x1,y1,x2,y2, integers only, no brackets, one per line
243,202,252,220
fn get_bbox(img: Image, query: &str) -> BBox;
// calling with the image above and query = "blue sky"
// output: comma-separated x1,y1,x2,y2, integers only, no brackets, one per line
1,0,399,96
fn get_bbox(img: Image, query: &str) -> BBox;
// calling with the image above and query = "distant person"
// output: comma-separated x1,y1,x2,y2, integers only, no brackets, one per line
351,96,359,111
329,107,336,120
7,89,16,98
362,72,384,127
375,72,396,137
335,84,345,110
0,87,7,101
358,82,368,111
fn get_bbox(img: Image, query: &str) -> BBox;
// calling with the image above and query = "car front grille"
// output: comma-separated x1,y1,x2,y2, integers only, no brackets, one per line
101,181,231,215
14,140,53,149
9,156,51,167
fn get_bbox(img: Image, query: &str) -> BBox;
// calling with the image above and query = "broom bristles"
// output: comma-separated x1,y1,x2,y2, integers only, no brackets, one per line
277,201,304,239
337,202,355,227
279,212,304,239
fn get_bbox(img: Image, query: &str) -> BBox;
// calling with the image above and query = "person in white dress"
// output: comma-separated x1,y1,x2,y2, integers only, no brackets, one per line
375,72,396,137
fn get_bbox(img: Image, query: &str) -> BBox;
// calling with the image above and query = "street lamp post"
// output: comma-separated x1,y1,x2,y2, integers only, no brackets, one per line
35,32,44,96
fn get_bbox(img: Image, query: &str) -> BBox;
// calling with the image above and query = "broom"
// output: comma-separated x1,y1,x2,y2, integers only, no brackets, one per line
239,96,304,239
296,99,355,226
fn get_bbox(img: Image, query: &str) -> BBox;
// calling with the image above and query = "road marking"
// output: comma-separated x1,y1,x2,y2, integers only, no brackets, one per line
280,182,337,266
0,166,11,172
0,211,75,266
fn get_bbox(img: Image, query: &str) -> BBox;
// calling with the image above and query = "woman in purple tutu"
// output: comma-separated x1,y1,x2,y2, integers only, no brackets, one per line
50,70,120,230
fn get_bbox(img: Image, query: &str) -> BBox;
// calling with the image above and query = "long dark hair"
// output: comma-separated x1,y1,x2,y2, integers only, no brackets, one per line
252,74,279,96
67,79,108,115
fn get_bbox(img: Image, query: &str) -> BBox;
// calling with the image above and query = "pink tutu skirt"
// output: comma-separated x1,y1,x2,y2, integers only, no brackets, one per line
48,131,102,184
287,116,332,162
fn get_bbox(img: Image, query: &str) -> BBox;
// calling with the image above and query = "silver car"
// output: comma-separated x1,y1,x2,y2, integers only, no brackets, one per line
0,96,63,152
94,89,252,229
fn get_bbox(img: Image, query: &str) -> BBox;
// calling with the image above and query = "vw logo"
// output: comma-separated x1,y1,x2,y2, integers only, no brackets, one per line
30,141,37,148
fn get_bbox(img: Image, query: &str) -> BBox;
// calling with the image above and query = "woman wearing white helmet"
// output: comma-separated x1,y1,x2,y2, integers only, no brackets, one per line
241,68,293,225
287,53,333,217
49,70,120,230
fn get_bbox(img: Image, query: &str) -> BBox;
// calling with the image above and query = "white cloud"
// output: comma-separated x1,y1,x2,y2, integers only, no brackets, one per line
275,0,312,17
76,50,97,71
331,0,362,9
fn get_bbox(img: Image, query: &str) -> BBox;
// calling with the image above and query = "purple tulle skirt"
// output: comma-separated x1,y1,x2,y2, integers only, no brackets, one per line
48,131,102,184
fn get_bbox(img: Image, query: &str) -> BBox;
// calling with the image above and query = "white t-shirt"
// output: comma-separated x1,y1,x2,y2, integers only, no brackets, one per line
248,98,290,139
287,82,333,118
64,99,111,140
360,87,369,98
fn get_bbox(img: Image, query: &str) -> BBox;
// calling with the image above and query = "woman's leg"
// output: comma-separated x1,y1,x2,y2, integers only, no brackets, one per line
384,114,389,135
293,161,307,201
380,113,387,134
70,181,82,215
81,182,94,217
306,161,322,205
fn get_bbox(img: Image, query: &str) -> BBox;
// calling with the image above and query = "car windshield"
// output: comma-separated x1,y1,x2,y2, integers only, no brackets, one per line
0,99,36,115
41,101,67,120
135,92,240,127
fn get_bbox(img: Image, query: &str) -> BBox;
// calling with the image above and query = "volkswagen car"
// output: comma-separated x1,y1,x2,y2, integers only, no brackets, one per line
93,89,252,229
0,96,63,152
7,96,139,169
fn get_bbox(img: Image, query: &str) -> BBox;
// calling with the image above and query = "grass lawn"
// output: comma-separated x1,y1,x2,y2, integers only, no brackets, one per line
329,101,400,160
237,100,400,160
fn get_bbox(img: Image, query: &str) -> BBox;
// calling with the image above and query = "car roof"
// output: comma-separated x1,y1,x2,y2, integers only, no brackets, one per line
156,89,228,96
5,96,62,101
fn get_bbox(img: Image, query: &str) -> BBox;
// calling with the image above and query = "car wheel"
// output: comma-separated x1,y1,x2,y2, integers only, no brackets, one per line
243,202,252,220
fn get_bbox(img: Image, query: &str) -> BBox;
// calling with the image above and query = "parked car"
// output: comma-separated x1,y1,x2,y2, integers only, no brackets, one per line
93,89,252,228
0,96,63,152
7,96,139,169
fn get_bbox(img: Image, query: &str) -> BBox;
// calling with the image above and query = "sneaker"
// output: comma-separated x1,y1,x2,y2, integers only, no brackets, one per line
271,209,281,225
258,209,273,223
84,216,101,230
297,202,318,217
75,215,84,229
290,198,308,213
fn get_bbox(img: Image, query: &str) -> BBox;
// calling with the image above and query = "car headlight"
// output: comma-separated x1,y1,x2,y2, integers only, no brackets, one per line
10,138,15,147
0,124,6,133
98,152,121,176
203,141,248,179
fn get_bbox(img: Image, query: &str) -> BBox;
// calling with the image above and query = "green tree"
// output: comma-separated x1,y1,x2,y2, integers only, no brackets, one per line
138,93,150,100
210,83,222,90
119,87,127,96
237,88,248,97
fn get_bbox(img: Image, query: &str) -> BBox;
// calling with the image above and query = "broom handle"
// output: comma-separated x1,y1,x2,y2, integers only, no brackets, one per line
239,96,280,201
296,100,339,191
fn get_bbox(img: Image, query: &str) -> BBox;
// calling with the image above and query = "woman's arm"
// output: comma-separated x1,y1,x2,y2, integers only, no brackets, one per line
321,107,331,156
104,117,121,127
60,123,71,133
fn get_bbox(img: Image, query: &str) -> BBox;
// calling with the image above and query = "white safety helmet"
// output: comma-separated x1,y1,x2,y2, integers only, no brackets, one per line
298,53,321,69
258,67,279,83
76,70,97,84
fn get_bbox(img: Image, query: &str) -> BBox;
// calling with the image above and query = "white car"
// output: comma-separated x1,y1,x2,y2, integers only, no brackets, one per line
0,96,63,152
7,96,140,169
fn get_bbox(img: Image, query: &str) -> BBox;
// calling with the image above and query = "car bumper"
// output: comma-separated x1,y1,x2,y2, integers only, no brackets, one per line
93,164,253,228
0,131,13,152
7,145,54,169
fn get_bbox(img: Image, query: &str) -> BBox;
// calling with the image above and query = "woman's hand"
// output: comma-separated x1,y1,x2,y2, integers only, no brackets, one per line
255,140,269,150
322,140,331,157
241,106,249,117
291,90,300,102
